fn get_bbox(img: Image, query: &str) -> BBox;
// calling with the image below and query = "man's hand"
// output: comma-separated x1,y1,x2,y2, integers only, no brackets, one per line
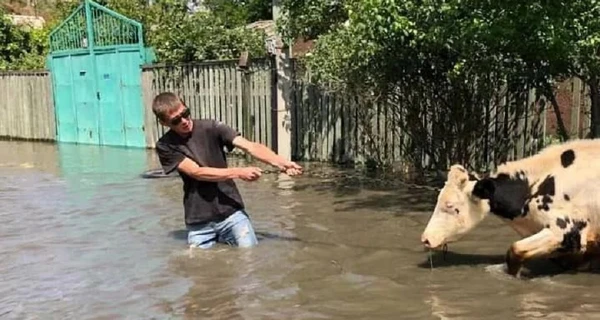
280,161,303,176
232,136,303,176
237,167,263,181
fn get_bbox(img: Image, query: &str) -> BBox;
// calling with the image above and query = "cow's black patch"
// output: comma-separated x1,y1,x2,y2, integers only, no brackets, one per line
537,204,550,211
575,220,587,229
556,218,568,229
537,195,553,211
473,173,531,220
534,175,556,197
559,220,588,253
472,178,496,200
560,149,575,168
564,194,570,201
534,191,554,212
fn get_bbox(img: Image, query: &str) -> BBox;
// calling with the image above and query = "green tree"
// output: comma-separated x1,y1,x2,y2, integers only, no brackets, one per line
203,0,249,28
279,0,600,166
48,0,267,63
0,0,269,70
246,0,271,22
0,9,48,70
102,0,266,62
277,0,348,41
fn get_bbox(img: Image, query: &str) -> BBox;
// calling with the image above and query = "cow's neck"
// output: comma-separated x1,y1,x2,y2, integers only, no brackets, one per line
499,216,543,238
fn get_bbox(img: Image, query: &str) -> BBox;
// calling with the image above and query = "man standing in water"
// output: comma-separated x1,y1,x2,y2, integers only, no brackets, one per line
152,92,302,249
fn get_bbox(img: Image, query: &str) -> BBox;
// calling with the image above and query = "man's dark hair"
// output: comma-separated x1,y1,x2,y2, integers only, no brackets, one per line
152,92,183,121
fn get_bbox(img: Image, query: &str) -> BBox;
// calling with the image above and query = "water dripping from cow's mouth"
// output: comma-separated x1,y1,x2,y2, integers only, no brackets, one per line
428,244,450,270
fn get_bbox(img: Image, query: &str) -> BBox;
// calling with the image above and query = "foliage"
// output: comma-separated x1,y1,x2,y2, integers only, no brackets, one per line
151,11,266,62
86,0,268,63
245,0,272,23
278,0,600,169
0,0,270,70
277,0,348,42
203,0,272,28
203,0,249,28
0,9,49,70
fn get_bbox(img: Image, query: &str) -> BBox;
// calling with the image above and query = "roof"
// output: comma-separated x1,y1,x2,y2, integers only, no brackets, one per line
245,20,277,39
7,14,45,29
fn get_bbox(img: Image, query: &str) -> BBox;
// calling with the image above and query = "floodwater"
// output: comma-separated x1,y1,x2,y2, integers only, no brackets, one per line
1,140,600,320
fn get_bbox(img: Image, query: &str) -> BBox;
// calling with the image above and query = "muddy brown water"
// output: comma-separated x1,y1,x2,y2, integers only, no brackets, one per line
1,140,600,320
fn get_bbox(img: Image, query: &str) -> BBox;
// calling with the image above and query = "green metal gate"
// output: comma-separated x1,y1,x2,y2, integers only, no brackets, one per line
48,0,153,148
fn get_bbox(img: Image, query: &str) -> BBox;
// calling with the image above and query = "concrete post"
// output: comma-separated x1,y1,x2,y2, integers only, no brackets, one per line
272,0,292,160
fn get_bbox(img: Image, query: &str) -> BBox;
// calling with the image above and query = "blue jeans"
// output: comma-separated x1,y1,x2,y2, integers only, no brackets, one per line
187,210,258,249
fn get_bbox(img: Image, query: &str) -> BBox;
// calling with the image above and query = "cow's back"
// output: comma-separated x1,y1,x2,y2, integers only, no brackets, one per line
495,139,600,181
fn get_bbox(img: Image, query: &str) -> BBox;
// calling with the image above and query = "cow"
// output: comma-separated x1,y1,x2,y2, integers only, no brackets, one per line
420,138,600,277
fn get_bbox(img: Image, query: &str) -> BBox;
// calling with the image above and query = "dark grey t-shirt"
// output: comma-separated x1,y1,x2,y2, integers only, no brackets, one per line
156,119,245,226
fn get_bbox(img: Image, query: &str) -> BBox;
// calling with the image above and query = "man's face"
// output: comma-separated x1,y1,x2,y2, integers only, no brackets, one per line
161,104,193,136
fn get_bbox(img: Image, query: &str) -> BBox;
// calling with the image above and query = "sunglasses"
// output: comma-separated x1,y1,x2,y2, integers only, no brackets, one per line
169,108,191,126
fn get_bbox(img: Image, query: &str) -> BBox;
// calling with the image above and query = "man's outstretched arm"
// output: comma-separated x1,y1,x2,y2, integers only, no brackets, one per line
177,157,262,182
232,136,302,175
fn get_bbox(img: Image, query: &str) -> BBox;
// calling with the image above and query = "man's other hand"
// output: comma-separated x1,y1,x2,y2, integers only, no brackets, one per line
237,167,263,181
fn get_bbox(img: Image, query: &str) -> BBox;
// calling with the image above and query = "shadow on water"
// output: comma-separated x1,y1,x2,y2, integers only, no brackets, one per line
288,163,442,214
418,249,600,279
418,250,506,269
333,187,437,214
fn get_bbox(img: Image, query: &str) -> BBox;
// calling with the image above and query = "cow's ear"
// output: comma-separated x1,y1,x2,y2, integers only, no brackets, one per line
468,172,480,181
472,178,495,199
448,164,469,188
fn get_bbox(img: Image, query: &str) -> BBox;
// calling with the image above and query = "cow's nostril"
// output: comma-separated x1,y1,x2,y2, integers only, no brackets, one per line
422,238,431,247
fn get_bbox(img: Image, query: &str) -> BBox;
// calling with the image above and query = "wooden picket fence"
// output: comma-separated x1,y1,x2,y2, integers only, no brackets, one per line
290,77,547,172
0,71,55,141
0,58,592,172
138,58,573,172
141,58,275,153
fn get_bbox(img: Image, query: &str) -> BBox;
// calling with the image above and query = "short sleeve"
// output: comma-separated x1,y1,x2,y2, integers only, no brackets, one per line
213,120,240,151
156,141,185,174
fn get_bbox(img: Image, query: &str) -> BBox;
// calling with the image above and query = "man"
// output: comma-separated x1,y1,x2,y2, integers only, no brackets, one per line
152,92,302,249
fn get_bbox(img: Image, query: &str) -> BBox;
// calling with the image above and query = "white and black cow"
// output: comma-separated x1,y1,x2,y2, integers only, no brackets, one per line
421,138,600,277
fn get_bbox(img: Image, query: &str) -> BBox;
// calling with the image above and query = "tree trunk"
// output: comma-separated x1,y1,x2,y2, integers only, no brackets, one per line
588,76,600,138
543,83,570,142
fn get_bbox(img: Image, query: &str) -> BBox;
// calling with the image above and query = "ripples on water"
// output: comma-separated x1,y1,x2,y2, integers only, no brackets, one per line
1,141,600,320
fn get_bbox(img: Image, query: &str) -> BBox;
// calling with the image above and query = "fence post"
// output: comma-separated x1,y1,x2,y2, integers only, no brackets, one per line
571,77,582,138
272,0,292,160
270,55,279,154
241,68,253,160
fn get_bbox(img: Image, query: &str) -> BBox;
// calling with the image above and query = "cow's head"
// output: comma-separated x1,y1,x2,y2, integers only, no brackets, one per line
421,164,490,249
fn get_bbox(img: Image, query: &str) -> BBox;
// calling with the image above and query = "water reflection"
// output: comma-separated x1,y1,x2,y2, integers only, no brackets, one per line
0,140,60,174
56,142,151,183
